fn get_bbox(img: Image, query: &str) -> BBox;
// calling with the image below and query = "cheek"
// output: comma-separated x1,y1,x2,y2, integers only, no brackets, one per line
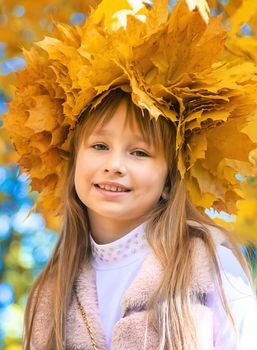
137,164,167,192
74,152,100,192
74,154,89,190
153,165,169,194
75,150,90,176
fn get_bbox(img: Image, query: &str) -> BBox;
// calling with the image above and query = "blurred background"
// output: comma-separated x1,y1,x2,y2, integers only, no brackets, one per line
0,1,256,349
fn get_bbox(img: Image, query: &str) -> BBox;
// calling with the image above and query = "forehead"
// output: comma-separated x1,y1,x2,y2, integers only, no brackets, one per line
93,128,145,139
76,96,169,157
85,101,153,143
90,116,148,144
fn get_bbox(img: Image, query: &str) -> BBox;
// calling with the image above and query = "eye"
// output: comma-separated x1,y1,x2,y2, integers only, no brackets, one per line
91,144,149,157
91,143,108,150
132,150,149,157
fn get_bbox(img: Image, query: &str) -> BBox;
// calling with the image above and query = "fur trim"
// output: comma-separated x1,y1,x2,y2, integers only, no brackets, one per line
120,252,162,315
112,311,159,350
30,278,55,349
31,226,228,349
66,260,107,349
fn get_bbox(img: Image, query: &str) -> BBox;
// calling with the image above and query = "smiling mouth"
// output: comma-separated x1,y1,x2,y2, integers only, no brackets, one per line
94,184,131,193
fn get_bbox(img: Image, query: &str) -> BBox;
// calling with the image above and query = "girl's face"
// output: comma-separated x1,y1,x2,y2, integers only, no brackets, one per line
74,100,168,241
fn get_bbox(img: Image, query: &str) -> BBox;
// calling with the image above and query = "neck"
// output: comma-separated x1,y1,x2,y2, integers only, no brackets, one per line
88,214,147,244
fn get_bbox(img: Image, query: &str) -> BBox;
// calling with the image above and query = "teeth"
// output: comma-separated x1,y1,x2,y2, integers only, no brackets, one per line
98,184,127,192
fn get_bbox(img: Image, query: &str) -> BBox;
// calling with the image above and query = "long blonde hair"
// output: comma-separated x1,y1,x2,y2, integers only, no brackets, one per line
23,89,254,349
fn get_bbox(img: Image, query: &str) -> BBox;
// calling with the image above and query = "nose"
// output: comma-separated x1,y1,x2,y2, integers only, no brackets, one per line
104,150,127,175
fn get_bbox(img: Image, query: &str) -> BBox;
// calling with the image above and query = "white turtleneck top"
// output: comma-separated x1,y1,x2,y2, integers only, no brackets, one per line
89,222,257,350
89,222,151,348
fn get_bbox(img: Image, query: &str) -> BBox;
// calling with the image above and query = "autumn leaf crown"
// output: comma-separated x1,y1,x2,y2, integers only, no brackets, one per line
3,0,257,223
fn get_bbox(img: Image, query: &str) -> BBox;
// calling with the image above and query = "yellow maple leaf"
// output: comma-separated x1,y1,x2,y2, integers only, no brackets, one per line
185,0,210,24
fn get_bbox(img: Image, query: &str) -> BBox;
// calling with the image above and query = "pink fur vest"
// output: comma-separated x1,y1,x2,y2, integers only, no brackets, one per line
30,225,228,350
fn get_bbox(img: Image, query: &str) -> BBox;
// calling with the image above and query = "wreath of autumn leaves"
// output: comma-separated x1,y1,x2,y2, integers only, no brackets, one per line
3,0,257,224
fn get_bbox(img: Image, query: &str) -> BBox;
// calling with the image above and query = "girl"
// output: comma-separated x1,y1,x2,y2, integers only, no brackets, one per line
3,1,257,349
23,89,257,350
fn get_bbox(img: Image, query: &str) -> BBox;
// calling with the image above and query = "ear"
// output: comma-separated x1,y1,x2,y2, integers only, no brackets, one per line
161,186,169,200
161,176,171,200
